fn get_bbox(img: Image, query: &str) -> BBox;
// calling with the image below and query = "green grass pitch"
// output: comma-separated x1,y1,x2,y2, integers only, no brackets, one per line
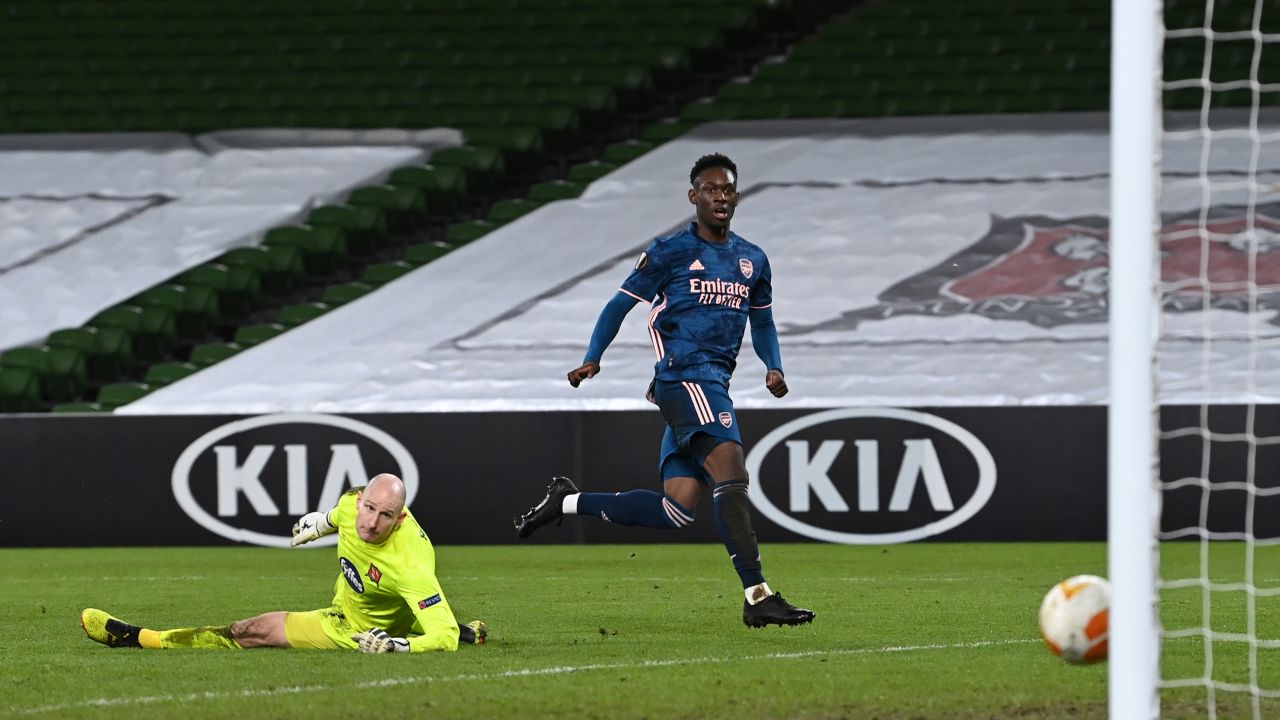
0,542,1275,719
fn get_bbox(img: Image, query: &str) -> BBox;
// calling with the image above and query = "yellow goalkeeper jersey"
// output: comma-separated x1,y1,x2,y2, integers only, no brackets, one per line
328,489,459,652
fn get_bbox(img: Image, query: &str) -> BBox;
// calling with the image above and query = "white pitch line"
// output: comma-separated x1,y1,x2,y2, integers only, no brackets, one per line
442,575,977,583
12,638,1036,716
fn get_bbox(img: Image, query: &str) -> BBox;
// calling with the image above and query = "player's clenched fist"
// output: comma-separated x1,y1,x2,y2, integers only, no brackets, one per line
765,369,788,398
567,361,601,388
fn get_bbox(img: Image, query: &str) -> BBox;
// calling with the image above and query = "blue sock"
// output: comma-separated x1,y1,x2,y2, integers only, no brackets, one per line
575,490,695,529
713,479,766,588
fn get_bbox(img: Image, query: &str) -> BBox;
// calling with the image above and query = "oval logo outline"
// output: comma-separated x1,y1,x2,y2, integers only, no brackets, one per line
745,407,996,544
171,413,419,548
340,557,365,593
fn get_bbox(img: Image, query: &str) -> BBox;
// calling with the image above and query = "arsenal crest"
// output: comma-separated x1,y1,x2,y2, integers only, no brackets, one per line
719,411,733,428
739,258,754,278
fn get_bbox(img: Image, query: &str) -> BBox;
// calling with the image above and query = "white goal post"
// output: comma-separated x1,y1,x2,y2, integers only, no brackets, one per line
1110,0,1280,716
1109,0,1163,718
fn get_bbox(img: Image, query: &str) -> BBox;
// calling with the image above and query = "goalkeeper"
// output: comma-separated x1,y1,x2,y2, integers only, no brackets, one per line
80,473,485,653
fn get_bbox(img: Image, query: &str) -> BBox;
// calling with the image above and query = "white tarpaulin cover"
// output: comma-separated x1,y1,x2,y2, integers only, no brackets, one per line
0,134,443,350
28,115,1280,413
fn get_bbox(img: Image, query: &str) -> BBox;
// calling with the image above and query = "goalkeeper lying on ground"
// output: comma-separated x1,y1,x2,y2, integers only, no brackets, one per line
81,473,486,653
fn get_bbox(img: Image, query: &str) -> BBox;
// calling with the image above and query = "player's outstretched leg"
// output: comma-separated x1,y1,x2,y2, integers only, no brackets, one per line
742,591,816,628
513,476,579,538
82,607,244,649
81,608,143,648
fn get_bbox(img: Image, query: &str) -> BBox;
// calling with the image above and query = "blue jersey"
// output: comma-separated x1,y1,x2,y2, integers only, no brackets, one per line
619,222,773,383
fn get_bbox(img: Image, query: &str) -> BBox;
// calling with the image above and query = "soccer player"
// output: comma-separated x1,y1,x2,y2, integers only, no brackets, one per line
81,473,486,652
513,153,815,628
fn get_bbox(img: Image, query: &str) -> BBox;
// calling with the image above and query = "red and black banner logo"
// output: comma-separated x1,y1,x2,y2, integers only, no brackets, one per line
798,202,1280,332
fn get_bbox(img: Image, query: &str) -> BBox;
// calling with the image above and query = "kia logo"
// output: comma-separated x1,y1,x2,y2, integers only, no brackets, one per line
745,408,996,544
172,414,419,547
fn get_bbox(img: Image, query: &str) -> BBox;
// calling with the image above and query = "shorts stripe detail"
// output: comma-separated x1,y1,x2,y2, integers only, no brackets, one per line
682,381,713,425
647,293,668,360
662,497,694,527
692,383,714,425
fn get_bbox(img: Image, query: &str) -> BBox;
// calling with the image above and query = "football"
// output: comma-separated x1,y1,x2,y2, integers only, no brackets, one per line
1038,574,1110,664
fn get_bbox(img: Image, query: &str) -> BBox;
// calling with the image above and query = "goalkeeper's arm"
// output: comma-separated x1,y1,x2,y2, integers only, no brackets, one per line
290,509,336,547
399,588,461,652
350,606,459,653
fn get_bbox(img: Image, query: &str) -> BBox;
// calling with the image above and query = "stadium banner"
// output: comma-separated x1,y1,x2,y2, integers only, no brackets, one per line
0,406,1270,547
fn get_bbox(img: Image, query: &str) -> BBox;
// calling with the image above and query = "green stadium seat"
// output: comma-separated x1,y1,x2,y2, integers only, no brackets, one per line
48,326,129,382
218,246,273,277
387,164,468,215
882,95,943,117
568,161,617,183
321,281,375,306
51,401,110,413
88,304,176,362
444,220,496,246
641,120,695,144
0,365,42,412
460,126,543,172
234,322,288,348
86,305,144,337
134,305,180,360
528,180,586,203
348,184,427,234
144,361,200,387
277,301,332,327
0,347,49,380
403,243,453,267
263,225,349,276
188,341,244,367
263,243,307,294
486,198,542,225
92,326,135,379
0,346,86,403
96,381,154,409
717,81,764,102
603,140,654,165
307,204,389,257
944,94,1000,115
427,145,506,193
679,100,735,123
176,262,263,321
361,261,416,287
42,346,89,402
130,284,217,341
541,85,618,132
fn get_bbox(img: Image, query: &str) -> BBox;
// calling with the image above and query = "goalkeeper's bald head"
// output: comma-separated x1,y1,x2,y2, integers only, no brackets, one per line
356,473,409,544
366,473,407,511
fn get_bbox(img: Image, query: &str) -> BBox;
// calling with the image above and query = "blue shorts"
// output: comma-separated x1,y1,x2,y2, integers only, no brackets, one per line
652,378,741,485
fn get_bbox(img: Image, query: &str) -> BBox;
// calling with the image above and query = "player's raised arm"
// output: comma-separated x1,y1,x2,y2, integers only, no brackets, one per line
569,291,640,387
